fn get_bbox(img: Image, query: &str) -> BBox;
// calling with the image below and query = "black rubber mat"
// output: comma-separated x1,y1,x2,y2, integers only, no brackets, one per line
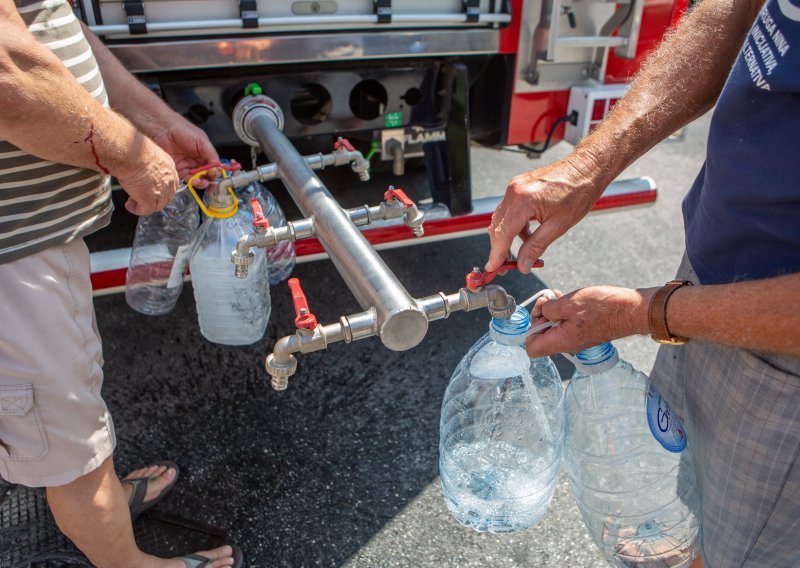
0,480,228,567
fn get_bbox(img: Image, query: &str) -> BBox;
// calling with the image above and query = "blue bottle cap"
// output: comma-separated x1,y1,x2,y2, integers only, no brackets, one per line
490,306,531,336
573,342,619,375
645,383,687,452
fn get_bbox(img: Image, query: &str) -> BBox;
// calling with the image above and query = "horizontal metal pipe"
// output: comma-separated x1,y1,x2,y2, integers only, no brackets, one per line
90,13,511,36
249,111,428,351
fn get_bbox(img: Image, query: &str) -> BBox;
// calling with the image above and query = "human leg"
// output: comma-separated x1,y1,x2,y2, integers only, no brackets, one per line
47,455,237,568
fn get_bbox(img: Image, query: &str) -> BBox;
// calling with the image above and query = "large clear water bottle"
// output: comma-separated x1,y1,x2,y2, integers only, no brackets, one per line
439,306,564,533
189,188,269,345
564,342,700,567
236,181,295,285
125,187,200,315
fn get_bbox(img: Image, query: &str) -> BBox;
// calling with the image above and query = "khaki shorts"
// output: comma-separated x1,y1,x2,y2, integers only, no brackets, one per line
0,239,115,487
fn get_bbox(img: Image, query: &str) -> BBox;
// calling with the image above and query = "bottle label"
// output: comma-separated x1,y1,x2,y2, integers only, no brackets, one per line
167,245,191,288
645,383,687,453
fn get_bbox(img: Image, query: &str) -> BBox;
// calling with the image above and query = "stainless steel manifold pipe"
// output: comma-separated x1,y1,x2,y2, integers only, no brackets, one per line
239,100,429,352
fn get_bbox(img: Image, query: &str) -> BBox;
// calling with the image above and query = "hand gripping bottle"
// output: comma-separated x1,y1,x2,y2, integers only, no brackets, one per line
235,181,296,285
439,306,565,533
189,182,269,345
564,342,700,567
125,186,200,315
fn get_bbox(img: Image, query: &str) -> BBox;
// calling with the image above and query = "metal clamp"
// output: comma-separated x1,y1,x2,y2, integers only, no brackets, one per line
122,0,147,34
463,0,480,23
374,0,391,23
239,0,259,28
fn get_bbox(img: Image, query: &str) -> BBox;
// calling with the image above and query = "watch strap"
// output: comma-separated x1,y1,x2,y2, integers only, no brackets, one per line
648,279,692,343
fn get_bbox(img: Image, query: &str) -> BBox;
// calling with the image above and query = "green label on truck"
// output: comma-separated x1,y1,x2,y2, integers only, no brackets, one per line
384,112,402,128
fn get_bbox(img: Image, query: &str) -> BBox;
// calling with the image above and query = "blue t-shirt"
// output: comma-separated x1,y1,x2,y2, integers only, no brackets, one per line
683,0,800,284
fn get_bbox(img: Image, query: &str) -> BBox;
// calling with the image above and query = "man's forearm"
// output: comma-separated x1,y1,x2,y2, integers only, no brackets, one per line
82,26,180,138
571,0,764,188
0,11,142,176
660,274,800,355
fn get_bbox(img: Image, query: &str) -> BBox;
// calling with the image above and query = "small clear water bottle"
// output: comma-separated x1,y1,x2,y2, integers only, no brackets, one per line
564,342,700,567
236,182,295,285
189,186,269,346
125,187,200,315
439,306,564,533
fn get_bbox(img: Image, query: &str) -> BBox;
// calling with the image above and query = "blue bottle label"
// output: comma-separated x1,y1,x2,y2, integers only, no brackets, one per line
645,383,687,453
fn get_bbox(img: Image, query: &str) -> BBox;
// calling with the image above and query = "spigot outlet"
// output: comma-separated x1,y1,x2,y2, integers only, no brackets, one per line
231,250,255,279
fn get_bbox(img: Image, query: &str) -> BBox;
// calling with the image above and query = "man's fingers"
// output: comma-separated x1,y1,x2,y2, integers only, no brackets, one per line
516,222,562,272
486,211,528,271
526,326,563,358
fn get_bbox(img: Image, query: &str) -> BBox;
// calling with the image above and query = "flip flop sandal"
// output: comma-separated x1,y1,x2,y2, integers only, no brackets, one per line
178,545,244,568
122,459,180,521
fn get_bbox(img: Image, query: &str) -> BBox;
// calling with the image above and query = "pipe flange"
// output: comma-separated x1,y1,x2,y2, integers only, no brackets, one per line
232,94,285,147
265,353,297,380
231,250,255,267
488,297,517,320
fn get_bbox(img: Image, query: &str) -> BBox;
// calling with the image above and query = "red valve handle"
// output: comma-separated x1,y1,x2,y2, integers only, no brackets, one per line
288,278,318,330
465,259,545,291
383,187,414,208
250,197,270,229
334,137,355,152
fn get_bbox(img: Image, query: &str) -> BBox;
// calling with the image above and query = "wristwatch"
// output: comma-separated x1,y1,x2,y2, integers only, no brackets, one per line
648,279,692,345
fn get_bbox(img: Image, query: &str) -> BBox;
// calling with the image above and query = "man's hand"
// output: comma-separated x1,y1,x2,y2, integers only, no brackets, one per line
486,153,609,274
526,286,655,357
151,120,219,188
113,136,180,216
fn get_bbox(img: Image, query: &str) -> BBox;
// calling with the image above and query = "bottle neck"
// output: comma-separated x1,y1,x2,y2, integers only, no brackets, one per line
573,342,619,375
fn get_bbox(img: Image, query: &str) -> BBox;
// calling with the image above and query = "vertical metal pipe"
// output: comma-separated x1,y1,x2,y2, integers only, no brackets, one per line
246,111,429,351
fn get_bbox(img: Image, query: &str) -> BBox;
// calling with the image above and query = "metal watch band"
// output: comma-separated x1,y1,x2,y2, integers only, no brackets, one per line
648,279,692,344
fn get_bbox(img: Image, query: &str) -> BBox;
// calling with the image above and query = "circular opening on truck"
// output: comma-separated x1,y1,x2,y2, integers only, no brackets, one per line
402,87,423,107
290,83,333,126
349,80,388,121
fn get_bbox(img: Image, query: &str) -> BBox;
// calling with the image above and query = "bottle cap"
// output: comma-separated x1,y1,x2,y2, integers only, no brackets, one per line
490,306,531,344
572,342,619,375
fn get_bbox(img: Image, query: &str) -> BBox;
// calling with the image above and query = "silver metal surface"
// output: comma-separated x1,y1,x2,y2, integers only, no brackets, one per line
106,29,501,73
234,94,285,146
245,103,429,351
90,13,511,37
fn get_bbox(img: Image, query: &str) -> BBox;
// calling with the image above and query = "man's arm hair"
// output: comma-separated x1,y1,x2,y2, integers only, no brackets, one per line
0,0,144,176
572,0,765,189
663,273,800,356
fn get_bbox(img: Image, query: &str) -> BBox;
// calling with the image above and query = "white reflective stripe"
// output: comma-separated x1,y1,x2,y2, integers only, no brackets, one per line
0,173,103,205
88,81,106,99
27,12,75,31
75,64,100,85
0,160,55,175
0,150,27,159
0,206,111,255
62,46,94,69
43,31,84,50
0,167,83,190
16,0,66,14
0,183,107,222
0,186,110,243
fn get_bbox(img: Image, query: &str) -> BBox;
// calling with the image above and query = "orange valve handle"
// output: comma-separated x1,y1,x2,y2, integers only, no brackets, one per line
287,278,318,330
250,197,270,229
465,259,545,291
383,188,414,208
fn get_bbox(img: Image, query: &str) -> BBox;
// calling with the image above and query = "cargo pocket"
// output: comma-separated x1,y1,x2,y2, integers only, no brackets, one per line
0,383,49,461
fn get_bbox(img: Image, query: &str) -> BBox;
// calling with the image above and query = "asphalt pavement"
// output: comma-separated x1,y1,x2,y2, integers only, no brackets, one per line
92,112,711,567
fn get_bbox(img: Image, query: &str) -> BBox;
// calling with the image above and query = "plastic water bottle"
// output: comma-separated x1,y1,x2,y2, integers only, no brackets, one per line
236,182,295,285
125,187,200,315
564,342,700,567
189,190,269,346
439,306,564,533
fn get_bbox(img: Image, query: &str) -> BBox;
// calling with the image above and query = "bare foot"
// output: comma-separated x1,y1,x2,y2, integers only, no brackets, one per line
165,545,239,567
121,464,178,505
